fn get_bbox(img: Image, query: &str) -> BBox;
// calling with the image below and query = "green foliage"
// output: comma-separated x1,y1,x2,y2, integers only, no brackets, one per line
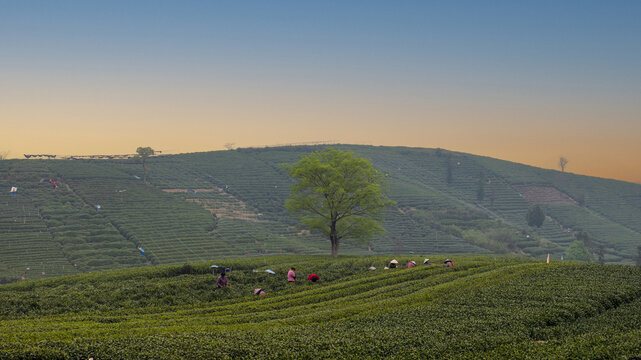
284,149,395,256
545,204,638,261
565,240,594,262
135,146,155,159
461,228,520,254
0,256,640,359
462,229,507,253
135,146,155,183
488,228,518,251
526,205,545,227
2,144,641,282
596,245,605,265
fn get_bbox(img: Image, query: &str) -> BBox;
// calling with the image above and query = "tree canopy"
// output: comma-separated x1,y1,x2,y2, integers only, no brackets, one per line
284,149,394,256
526,205,545,228
135,146,155,183
565,239,594,262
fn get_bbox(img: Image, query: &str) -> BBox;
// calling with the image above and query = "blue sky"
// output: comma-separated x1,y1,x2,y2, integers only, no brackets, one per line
1,1,640,182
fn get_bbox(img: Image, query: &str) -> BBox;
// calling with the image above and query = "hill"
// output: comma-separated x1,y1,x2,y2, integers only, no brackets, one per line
0,256,640,359
1,145,641,281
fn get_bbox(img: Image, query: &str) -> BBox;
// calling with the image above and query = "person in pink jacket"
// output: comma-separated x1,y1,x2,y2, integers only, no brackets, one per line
287,267,296,282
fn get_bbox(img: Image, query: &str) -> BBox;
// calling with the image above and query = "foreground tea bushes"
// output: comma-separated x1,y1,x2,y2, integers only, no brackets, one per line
1,255,640,359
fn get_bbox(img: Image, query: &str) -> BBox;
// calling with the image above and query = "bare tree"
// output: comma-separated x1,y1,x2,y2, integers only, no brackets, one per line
559,156,568,172
0,151,9,160
224,142,236,150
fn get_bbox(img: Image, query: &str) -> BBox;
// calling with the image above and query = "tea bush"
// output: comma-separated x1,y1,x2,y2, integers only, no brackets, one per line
1,256,640,359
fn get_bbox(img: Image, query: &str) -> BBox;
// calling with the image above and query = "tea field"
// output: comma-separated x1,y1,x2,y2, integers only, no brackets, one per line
0,255,640,359
2,145,641,282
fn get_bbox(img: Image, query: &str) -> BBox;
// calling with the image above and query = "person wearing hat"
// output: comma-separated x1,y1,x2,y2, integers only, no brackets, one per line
444,259,454,267
254,288,266,296
423,259,433,266
308,274,320,282
217,272,231,288
407,260,417,268
389,259,398,269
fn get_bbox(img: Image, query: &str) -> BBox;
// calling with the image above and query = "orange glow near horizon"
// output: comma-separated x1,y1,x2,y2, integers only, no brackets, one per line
2,3,640,184
2,73,641,184
3,102,640,184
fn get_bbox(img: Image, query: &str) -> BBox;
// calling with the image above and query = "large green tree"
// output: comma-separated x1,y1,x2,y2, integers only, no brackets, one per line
135,147,155,183
284,149,394,256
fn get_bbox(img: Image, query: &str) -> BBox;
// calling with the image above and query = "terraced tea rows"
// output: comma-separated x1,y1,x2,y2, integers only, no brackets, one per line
0,256,639,359
2,145,641,282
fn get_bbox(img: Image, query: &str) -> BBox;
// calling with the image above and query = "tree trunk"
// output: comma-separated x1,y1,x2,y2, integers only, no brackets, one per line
142,161,147,183
330,220,339,257
331,238,338,257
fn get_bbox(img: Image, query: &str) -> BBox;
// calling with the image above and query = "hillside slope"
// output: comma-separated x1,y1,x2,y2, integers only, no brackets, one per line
0,256,640,359
1,145,640,280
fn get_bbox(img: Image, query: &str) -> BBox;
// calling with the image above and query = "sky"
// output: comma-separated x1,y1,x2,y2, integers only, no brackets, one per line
1,1,640,183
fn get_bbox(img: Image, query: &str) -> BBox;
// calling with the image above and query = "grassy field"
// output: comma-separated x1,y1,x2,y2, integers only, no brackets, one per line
1,145,641,281
0,255,640,359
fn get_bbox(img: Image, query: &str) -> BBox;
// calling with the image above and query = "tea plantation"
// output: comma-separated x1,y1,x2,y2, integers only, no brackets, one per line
0,256,640,359
1,145,641,282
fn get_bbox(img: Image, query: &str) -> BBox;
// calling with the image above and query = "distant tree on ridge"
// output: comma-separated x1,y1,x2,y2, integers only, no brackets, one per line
559,156,569,172
135,147,155,183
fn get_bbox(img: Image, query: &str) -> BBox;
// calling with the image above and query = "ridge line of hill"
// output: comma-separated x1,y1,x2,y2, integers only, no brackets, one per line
1,145,640,282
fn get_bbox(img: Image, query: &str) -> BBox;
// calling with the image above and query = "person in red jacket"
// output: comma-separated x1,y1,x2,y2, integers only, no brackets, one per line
308,274,320,282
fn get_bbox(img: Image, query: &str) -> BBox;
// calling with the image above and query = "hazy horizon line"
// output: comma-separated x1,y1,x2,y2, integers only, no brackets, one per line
3,143,640,185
